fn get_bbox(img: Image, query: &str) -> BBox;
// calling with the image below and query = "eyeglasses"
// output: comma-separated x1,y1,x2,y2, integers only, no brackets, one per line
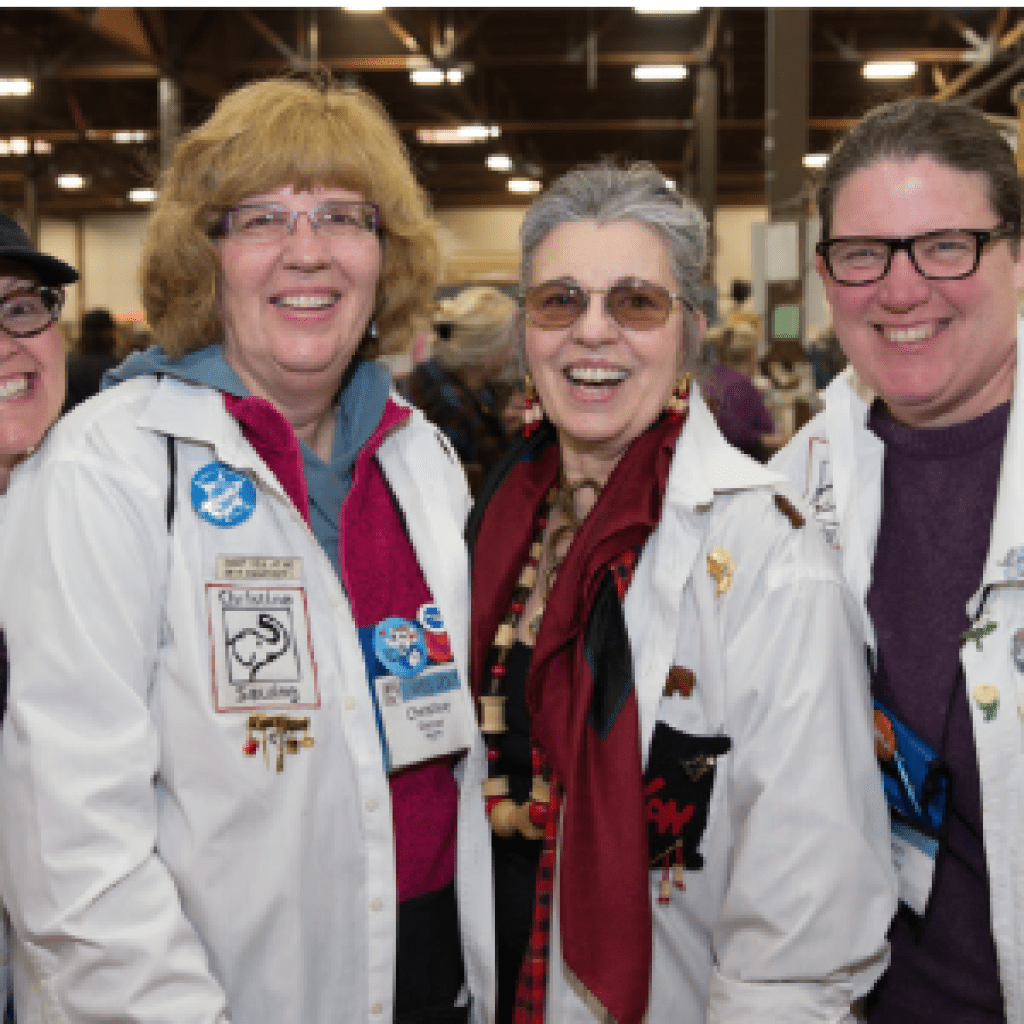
520,280,693,331
0,284,64,338
816,225,1018,286
218,201,382,243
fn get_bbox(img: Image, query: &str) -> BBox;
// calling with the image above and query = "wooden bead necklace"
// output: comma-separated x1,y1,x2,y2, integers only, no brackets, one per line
479,473,603,839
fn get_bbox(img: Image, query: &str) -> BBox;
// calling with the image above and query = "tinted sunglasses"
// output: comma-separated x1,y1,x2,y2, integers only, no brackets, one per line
520,280,693,331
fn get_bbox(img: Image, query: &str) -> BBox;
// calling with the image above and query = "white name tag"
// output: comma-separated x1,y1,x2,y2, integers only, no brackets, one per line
375,663,476,771
891,819,938,917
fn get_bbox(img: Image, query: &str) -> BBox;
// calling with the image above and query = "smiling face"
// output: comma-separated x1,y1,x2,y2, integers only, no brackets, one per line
217,183,382,430
0,264,66,493
820,156,1024,428
525,218,690,483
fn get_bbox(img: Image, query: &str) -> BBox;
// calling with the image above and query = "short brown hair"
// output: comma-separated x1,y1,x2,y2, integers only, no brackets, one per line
141,76,439,360
818,98,1023,247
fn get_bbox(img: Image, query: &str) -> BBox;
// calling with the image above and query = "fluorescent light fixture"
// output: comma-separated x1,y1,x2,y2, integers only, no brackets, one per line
33,139,51,155
416,124,500,145
633,65,687,82
0,78,32,97
56,173,85,190
446,67,464,85
486,153,513,172
0,137,30,157
863,61,917,80
508,178,542,194
663,177,677,190
129,187,157,203
410,68,445,86
113,130,150,144
803,153,828,169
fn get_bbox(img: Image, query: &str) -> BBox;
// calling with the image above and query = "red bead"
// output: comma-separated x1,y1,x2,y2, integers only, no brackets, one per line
492,663,507,677
487,747,501,762
527,802,548,828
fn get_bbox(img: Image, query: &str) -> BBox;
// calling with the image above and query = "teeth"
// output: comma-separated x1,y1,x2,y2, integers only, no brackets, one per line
565,366,629,386
881,323,940,344
272,294,337,310
0,375,29,400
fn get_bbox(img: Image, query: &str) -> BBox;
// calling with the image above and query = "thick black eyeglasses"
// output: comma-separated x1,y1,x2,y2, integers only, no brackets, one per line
816,225,1019,286
520,280,694,331
0,284,64,338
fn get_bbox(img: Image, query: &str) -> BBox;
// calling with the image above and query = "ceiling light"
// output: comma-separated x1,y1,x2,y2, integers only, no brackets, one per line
486,153,513,172
129,187,157,203
862,61,917,80
0,138,30,157
0,78,32,98
633,65,688,82
663,177,677,190
417,124,500,145
508,178,542,194
56,173,85,190
445,67,464,85
113,130,151,144
410,68,445,86
803,153,828,169
33,140,51,155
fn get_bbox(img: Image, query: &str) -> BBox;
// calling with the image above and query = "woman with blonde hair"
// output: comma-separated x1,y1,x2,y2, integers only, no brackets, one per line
0,75,493,1024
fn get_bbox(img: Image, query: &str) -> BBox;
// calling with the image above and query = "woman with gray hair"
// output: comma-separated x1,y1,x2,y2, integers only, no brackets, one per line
466,161,895,1023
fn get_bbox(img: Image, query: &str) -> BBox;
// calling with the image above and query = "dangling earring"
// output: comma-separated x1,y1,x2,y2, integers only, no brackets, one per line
368,318,378,340
667,373,690,420
522,374,544,436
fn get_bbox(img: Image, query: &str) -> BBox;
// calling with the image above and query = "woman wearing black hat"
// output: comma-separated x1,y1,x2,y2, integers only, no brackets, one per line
0,211,78,1024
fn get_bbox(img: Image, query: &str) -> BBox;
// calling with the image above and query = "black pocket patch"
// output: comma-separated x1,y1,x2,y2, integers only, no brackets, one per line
644,722,731,870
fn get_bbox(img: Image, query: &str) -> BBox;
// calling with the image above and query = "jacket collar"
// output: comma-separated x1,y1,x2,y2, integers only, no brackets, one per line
665,382,785,509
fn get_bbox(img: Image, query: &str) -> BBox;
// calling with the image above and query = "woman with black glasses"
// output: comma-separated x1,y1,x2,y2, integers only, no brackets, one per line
468,160,895,1024
0,214,78,1024
774,98,1024,1024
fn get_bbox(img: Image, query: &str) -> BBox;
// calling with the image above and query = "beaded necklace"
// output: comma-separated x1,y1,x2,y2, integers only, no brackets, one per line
478,475,602,838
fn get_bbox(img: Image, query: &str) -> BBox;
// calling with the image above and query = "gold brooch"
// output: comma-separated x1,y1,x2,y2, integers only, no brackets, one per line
707,547,735,598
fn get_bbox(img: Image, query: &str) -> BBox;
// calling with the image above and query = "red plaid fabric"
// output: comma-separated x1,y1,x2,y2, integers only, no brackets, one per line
514,549,641,1023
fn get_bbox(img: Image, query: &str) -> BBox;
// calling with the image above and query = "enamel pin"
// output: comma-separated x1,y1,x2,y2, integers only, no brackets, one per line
707,547,735,598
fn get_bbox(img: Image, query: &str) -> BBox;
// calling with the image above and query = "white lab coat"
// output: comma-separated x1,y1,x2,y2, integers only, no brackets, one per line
771,317,1024,1024
0,374,495,1024
542,389,896,1023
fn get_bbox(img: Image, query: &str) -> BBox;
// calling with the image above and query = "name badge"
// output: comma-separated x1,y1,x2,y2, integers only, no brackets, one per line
891,820,938,917
368,610,475,772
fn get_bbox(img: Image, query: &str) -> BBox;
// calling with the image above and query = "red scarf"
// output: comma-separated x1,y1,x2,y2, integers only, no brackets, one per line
470,412,684,1024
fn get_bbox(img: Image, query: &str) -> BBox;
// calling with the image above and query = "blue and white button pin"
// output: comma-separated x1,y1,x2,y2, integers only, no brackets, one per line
374,617,428,678
191,462,258,528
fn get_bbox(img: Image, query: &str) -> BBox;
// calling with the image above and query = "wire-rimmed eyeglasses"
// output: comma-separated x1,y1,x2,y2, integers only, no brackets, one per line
0,284,65,338
520,279,694,331
217,201,382,244
816,225,1019,286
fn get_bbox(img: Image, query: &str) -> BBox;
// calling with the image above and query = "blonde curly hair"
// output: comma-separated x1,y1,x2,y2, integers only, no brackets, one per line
141,76,439,360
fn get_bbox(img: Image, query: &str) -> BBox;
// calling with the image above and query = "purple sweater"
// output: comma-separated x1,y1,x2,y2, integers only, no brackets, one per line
865,399,1009,1023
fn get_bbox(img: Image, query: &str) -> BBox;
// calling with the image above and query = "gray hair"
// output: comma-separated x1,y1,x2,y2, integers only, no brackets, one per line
818,98,1022,246
518,160,709,364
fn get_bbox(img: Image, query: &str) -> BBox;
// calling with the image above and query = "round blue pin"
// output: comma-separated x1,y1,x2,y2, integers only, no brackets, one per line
191,462,258,528
374,617,428,678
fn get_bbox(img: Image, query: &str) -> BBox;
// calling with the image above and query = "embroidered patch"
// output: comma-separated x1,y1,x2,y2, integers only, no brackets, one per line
804,437,839,549
192,462,257,528
374,617,429,678
206,583,320,712
664,666,695,699
772,492,805,530
998,547,1024,581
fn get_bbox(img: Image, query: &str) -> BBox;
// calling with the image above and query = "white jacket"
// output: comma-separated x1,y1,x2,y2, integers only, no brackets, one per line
0,375,495,1024
771,318,1024,1024
544,389,896,1023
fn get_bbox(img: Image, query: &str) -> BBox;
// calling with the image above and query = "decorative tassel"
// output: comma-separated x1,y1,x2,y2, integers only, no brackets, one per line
522,374,544,435
666,372,690,420
658,854,672,905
